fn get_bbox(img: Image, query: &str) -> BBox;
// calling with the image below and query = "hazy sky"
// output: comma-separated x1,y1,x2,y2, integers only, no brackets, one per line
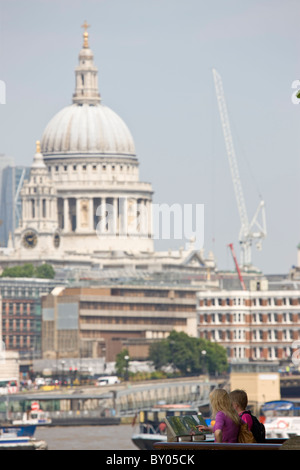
0,0,299,274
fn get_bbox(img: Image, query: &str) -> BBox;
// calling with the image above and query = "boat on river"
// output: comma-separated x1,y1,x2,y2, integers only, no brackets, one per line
261,400,300,439
131,404,207,450
0,425,47,450
12,405,52,427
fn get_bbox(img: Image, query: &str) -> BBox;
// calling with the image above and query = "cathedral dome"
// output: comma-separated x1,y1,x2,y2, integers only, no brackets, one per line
41,103,136,158
41,24,136,160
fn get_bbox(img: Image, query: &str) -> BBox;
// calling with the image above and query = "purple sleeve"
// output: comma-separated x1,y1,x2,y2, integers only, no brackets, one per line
213,411,226,432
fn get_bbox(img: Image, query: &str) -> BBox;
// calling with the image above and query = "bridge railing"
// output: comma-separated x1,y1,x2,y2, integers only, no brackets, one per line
115,380,218,415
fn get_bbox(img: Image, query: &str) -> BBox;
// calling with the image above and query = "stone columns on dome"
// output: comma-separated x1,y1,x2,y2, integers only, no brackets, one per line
75,198,81,232
63,198,69,232
61,195,152,238
113,198,118,235
89,198,94,231
100,197,106,233
119,197,127,236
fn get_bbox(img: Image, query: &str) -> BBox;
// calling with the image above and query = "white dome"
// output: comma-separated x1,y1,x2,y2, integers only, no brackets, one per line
41,103,136,158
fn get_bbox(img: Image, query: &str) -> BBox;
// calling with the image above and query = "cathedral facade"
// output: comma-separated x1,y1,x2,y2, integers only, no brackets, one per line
3,26,215,275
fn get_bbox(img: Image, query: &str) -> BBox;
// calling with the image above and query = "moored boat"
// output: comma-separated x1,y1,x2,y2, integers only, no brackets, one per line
261,400,300,439
12,403,52,427
131,404,209,450
0,426,47,450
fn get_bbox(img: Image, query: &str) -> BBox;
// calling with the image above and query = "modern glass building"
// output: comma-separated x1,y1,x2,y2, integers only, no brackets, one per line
0,155,30,247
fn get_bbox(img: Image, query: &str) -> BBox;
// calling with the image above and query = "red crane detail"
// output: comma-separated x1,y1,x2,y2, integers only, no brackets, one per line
228,243,246,291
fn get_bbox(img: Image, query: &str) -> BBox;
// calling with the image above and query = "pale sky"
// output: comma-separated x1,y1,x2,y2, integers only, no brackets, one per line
0,0,299,274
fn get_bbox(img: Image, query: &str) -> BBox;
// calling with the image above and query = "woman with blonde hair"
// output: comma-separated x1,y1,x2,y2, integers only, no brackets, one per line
197,388,240,443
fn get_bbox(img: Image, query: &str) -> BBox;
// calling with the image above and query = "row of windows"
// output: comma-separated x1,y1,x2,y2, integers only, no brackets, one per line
2,303,34,315
80,301,194,312
2,335,36,348
203,329,299,341
200,297,300,307
2,319,36,331
227,346,292,360
199,312,299,323
110,289,195,299
0,287,48,298
50,163,136,173
81,316,186,326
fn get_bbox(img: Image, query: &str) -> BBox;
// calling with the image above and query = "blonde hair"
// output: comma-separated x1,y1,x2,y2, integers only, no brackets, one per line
209,388,240,426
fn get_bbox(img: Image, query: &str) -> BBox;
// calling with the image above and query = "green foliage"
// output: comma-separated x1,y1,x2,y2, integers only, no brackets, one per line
1,263,55,279
148,330,228,376
148,339,170,370
115,349,130,379
35,264,55,279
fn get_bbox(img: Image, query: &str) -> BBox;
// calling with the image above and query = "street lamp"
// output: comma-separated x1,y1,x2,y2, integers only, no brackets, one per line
124,355,129,382
201,350,207,376
61,360,65,386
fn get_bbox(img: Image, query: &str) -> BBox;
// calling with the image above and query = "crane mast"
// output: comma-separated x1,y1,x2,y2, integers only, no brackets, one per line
212,68,267,269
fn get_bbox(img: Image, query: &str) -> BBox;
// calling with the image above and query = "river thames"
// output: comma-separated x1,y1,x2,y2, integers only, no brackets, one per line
35,425,137,450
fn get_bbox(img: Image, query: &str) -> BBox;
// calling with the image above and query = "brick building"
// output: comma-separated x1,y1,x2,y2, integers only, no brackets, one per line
0,278,65,358
197,284,300,362
41,284,200,361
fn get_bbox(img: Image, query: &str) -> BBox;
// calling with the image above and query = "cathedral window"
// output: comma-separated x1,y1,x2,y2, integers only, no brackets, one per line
64,166,67,171
73,165,77,171
55,166,59,172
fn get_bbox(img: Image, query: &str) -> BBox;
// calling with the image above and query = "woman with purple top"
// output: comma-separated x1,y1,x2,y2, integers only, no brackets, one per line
197,388,240,443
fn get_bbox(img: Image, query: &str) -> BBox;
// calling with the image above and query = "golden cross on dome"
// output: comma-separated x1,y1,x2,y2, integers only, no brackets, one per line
81,20,90,32
81,21,90,48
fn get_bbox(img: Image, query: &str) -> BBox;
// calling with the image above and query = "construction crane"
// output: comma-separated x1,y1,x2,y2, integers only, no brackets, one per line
212,68,267,270
228,243,246,290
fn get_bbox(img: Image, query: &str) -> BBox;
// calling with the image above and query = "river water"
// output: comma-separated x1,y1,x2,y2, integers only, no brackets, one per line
35,425,138,451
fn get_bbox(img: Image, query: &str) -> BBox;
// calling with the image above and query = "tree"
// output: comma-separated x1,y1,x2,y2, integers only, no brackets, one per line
1,263,35,278
204,341,228,375
167,331,199,375
1,263,55,279
148,330,229,376
115,349,130,379
35,264,55,279
148,339,170,370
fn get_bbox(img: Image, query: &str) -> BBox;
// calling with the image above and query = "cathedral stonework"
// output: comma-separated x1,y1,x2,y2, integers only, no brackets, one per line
3,25,215,275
